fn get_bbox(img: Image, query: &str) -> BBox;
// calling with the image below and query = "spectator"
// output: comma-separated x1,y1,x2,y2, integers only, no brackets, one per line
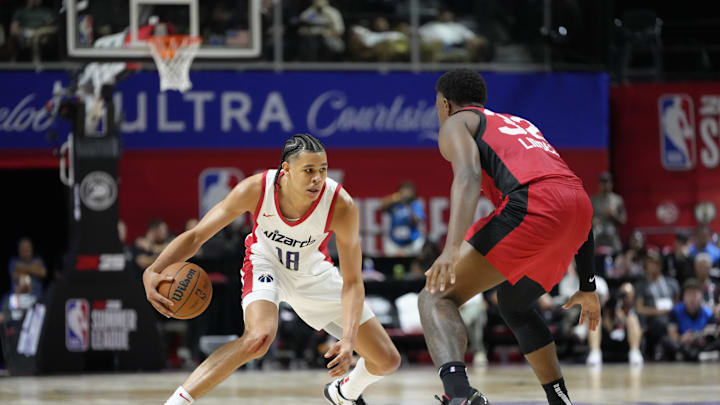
663,232,693,284
460,293,488,369
635,249,680,359
611,230,647,280
349,17,409,62
130,219,172,275
0,274,36,324
8,0,58,63
694,253,720,308
662,279,717,361
591,172,627,268
419,9,489,62
8,237,46,299
586,282,643,367
297,0,345,61
689,225,720,267
381,181,426,257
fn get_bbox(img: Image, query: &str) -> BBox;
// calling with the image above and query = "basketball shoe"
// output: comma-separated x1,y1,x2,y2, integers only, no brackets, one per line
323,379,367,405
434,388,490,405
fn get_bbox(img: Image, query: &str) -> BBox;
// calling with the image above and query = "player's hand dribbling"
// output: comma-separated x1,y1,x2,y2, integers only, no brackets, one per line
562,291,601,331
142,269,175,318
324,339,354,378
425,250,456,293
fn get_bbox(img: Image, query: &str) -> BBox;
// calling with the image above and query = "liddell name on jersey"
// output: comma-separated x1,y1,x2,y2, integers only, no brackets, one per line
517,136,559,156
264,229,317,248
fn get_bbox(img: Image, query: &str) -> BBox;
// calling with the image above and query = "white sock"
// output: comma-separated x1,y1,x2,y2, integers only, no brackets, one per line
165,386,194,405
339,358,384,400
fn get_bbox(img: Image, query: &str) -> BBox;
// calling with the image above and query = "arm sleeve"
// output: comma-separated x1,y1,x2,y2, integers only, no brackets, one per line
575,229,597,292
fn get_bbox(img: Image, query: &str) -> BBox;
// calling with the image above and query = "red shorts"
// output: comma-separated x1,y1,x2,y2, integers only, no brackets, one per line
465,178,592,292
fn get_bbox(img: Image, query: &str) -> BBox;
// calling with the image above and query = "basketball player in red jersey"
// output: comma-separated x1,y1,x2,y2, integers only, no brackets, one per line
143,134,400,405
419,69,601,405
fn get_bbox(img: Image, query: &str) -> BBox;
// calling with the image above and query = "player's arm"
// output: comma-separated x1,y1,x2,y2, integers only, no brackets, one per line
325,188,364,378
426,115,483,293
142,173,264,317
562,229,601,331
11,260,47,279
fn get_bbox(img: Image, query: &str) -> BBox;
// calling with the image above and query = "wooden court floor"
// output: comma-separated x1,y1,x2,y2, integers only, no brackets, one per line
1,363,719,404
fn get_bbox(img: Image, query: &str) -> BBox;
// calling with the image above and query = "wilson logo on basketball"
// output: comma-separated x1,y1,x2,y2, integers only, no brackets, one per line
172,269,197,301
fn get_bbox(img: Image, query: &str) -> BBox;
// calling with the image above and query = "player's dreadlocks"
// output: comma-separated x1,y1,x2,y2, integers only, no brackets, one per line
274,133,326,188
435,69,487,106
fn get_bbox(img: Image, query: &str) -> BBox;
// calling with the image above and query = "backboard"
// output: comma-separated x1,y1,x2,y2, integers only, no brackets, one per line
66,0,261,59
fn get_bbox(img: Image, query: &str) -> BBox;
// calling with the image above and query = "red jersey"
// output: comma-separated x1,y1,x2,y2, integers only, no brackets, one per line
455,106,579,207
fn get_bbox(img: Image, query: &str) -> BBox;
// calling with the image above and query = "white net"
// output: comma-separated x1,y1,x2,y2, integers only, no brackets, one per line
148,35,201,92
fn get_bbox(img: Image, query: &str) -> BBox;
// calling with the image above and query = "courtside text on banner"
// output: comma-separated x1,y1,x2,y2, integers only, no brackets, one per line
0,71,608,150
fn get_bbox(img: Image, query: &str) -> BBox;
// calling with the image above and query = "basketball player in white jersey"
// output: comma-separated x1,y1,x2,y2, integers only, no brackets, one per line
143,134,400,405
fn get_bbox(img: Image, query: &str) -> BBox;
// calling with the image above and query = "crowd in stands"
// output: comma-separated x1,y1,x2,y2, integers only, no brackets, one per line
2,172,720,371
0,0,538,64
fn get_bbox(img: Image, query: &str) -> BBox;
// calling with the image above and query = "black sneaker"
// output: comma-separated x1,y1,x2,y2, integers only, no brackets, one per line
323,378,367,405
434,388,490,405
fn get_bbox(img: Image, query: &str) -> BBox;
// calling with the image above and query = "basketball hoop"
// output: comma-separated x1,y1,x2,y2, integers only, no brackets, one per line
147,35,201,92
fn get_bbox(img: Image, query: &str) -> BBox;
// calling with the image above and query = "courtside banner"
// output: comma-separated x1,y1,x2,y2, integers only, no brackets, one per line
611,82,720,238
0,71,608,150
118,148,607,256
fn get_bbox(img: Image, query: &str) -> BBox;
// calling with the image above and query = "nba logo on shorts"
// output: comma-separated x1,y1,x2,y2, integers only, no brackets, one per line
65,299,89,352
659,94,696,171
199,168,244,217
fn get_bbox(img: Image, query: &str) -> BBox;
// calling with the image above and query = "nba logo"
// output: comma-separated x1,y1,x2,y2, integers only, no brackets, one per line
659,94,696,171
199,168,244,217
65,299,89,352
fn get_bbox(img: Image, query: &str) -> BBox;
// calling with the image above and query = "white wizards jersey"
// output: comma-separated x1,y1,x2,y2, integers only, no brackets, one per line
245,170,342,276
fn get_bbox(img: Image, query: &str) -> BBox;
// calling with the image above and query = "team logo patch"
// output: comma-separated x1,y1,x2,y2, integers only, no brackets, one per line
65,299,89,352
79,171,118,211
258,274,274,283
659,94,696,171
199,168,244,217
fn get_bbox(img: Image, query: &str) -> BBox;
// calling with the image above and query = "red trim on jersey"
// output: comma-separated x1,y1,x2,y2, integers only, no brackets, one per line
253,171,268,218
241,235,256,298
324,185,343,233
242,170,268,299
274,171,327,227
318,233,335,265
318,185,343,263
456,106,484,113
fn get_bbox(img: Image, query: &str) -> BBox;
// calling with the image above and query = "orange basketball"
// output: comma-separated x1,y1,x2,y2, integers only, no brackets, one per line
157,262,212,320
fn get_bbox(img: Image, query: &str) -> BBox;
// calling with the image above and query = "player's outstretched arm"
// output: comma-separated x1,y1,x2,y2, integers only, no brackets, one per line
326,188,364,378
425,116,483,293
142,173,264,317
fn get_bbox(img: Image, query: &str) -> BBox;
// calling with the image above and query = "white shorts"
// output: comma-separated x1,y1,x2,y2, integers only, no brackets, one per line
241,253,375,338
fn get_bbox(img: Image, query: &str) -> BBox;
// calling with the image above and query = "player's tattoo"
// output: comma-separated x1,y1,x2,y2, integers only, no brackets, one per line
418,290,468,365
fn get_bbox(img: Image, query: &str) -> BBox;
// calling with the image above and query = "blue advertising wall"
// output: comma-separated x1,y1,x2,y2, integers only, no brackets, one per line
0,71,608,150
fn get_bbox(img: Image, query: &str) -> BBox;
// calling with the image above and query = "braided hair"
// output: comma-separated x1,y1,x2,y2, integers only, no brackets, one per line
274,133,326,188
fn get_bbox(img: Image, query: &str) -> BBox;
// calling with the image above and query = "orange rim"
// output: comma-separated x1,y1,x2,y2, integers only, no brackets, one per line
148,35,201,60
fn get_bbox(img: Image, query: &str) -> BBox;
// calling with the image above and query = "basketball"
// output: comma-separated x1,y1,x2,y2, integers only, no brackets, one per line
157,262,212,320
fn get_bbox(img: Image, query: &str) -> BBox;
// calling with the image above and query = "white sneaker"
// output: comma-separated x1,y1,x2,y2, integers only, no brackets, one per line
629,349,644,367
323,378,366,405
586,349,602,367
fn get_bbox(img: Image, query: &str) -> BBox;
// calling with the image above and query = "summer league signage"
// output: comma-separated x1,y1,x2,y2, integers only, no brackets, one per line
0,71,608,150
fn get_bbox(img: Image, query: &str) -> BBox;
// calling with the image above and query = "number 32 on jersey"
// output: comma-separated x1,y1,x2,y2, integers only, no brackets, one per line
486,108,559,156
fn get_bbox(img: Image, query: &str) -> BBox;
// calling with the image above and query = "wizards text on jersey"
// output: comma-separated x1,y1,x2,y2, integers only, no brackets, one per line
264,229,317,248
